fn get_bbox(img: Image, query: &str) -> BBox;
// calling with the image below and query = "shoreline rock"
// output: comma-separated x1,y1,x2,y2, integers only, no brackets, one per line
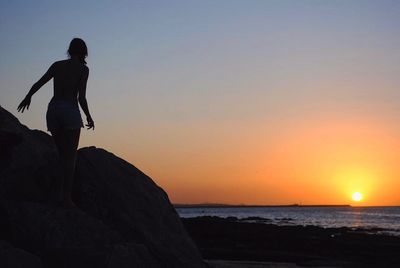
182,216,400,267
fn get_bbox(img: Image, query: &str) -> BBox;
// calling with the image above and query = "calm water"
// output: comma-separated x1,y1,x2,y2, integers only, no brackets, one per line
176,206,400,236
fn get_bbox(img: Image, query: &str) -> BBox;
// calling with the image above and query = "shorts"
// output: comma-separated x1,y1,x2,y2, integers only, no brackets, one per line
46,100,84,132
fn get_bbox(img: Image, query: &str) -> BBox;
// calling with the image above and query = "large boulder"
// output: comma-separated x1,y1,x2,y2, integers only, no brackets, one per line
0,107,59,202
0,106,207,268
0,240,42,268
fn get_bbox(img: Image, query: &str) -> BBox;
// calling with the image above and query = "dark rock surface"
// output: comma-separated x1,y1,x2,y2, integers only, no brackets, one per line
0,240,42,268
0,106,207,268
183,216,400,267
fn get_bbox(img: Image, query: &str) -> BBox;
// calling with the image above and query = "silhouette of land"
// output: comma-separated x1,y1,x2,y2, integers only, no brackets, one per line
182,216,400,267
174,203,351,208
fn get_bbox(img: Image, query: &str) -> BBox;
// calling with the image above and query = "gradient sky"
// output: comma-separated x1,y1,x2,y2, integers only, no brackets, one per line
1,0,400,205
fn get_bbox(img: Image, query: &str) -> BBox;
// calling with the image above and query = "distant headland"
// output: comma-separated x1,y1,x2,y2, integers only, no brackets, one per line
173,203,351,208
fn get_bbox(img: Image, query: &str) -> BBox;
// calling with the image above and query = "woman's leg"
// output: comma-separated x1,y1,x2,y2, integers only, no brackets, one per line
62,128,81,207
50,129,67,202
51,128,81,207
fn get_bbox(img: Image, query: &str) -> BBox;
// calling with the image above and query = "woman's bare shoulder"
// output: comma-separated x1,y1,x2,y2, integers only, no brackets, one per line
51,59,88,74
50,59,68,69
53,59,69,64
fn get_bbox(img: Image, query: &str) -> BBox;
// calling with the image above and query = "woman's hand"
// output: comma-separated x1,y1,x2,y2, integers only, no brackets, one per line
17,95,32,113
86,116,95,130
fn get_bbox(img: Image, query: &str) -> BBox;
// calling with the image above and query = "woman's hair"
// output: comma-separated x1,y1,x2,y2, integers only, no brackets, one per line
67,38,88,64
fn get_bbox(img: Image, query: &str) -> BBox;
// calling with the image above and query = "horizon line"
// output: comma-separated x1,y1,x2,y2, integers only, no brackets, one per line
173,203,400,208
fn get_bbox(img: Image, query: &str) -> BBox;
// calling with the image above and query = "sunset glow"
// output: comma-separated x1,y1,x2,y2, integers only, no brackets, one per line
352,192,363,202
2,1,400,206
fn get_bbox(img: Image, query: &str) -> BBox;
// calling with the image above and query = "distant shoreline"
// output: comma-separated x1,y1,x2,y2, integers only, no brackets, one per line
174,203,352,208
174,203,400,208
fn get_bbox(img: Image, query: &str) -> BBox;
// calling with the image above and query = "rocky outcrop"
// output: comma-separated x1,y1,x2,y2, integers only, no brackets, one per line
0,240,42,268
0,106,207,267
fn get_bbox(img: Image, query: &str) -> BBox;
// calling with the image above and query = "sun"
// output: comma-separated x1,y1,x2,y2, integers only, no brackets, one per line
352,192,363,202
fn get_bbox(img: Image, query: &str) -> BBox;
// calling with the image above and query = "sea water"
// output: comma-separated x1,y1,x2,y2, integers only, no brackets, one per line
176,206,400,236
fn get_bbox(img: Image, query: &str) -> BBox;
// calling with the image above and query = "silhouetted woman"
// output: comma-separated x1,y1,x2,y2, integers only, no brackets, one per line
18,38,94,208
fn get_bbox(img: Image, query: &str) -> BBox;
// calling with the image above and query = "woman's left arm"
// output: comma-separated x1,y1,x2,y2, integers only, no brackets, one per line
18,63,55,113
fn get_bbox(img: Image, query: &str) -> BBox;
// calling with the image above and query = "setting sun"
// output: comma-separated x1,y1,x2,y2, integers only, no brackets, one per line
352,192,363,202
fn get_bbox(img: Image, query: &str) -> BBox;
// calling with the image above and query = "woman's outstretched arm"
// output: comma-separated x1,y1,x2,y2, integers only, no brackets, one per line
17,63,55,113
78,66,94,130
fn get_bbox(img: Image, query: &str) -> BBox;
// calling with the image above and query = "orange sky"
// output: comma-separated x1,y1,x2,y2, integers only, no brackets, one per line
112,112,400,206
2,1,400,206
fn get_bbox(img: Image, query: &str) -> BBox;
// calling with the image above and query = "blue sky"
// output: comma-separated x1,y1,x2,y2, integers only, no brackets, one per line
1,1,400,204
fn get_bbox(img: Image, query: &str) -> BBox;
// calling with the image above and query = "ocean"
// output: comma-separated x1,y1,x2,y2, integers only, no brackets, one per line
176,206,400,236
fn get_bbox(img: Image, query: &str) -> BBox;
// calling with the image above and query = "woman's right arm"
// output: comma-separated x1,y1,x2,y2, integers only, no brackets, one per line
78,66,95,130
18,63,55,113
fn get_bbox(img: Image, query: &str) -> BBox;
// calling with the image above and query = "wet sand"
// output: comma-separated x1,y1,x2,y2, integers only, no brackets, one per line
182,216,400,267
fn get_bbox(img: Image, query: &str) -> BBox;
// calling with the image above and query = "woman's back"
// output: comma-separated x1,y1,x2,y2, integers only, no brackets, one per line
52,58,87,103
17,37,94,208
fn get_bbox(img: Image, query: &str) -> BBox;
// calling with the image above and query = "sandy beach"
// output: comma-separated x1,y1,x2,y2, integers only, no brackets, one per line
182,216,400,267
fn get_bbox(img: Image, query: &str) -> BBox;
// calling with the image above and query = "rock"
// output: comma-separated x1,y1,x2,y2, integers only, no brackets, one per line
0,107,59,202
0,240,42,268
1,201,122,249
74,147,205,267
0,106,207,267
107,243,159,268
